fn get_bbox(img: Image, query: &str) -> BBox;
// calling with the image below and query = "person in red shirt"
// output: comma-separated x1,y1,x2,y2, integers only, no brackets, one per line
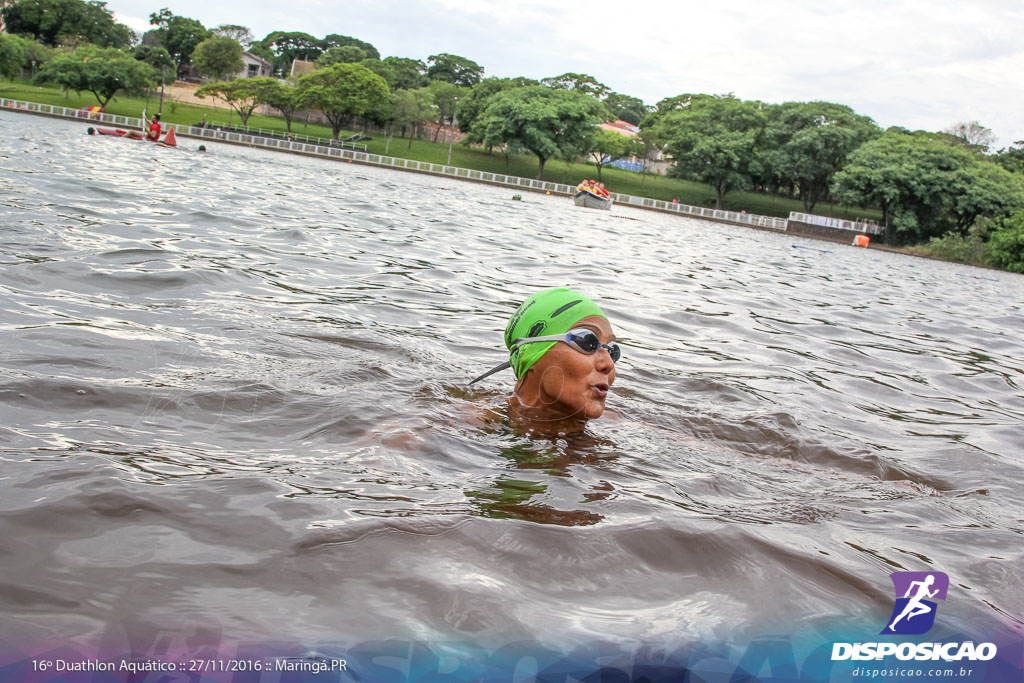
145,113,162,141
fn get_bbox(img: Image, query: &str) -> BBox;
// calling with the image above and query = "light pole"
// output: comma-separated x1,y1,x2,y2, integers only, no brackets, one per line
446,101,458,167
158,65,165,114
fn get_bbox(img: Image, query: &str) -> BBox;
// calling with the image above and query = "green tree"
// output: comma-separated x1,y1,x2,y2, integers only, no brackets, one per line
604,92,647,125
655,95,765,209
316,45,366,67
456,76,537,142
2,0,132,48
358,58,394,87
950,161,1024,234
0,34,28,79
833,131,951,242
132,44,172,95
987,210,1024,272
18,39,51,78
426,53,483,86
541,72,609,99
213,24,254,49
634,126,666,188
256,31,322,75
191,35,244,81
321,34,379,60
148,9,211,74
34,44,155,107
195,76,279,127
762,101,880,212
388,87,436,148
477,86,610,178
588,128,629,181
297,62,390,139
427,79,464,141
944,120,996,153
994,144,1024,175
132,44,174,71
831,131,1012,244
263,80,303,133
140,30,163,48
383,56,426,89
650,93,703,115
247,43,275,66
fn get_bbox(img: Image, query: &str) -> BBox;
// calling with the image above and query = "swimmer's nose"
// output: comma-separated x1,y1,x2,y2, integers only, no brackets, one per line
594,348,614,373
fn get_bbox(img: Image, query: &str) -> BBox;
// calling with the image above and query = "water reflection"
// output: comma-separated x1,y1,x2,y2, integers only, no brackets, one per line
464,427,622,526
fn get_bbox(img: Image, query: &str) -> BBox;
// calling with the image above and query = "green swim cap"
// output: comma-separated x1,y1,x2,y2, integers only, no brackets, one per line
505,288,607,379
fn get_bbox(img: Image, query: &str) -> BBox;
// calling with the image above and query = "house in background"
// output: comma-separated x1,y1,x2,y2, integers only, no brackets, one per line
599,120,640,138
598,119,669,174
178,52,274,82
238,52,273,79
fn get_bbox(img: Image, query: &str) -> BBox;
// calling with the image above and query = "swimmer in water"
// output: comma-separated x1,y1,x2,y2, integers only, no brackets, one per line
471,288,619,434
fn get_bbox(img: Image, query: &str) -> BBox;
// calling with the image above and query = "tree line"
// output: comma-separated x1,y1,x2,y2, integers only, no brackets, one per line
2,0,1023,270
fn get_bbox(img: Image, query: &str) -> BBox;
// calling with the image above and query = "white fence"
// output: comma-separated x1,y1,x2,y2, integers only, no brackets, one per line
789,212,882,235
3,97,790,232
203,119,368,151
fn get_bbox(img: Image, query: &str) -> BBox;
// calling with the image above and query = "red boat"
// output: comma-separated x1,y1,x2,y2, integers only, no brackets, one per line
87,126,178,147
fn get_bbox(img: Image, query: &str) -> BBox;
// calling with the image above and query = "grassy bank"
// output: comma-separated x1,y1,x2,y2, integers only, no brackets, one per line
3,80,880,222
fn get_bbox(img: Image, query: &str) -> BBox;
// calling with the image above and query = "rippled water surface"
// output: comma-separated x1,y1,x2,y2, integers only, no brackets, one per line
2,115,1022,661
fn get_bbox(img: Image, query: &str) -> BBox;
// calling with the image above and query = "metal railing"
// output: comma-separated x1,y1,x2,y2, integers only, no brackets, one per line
2,96,790,232
2,98,141,128
201,120,368,151
790,212,882,235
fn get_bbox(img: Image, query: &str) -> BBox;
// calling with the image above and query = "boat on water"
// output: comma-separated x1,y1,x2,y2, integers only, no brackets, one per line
573,189,613,210
87,126,178,147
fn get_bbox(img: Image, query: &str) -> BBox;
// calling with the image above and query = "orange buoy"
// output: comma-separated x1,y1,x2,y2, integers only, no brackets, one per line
853,234,870,247
162,128,178,147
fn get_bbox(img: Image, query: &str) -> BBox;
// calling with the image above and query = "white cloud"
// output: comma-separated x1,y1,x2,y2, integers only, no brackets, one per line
113,12,153,36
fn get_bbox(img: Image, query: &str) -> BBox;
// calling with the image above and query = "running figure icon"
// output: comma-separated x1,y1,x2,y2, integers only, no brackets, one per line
888,575,938,631
881,571,949,635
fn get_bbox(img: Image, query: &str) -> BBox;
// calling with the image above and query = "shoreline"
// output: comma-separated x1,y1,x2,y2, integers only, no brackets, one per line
2,99,1009,276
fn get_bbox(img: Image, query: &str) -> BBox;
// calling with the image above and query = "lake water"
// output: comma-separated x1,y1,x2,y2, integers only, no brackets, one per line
1,114,1022,681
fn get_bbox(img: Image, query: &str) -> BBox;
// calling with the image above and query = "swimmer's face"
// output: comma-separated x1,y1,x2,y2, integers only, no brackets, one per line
524,315,616,421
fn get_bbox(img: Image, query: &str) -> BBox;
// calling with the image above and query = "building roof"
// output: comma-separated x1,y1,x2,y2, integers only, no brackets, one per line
599,120,640,138
243,52,273,68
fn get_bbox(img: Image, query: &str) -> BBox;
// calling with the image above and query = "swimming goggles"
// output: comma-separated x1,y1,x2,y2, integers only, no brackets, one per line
470,329,621,384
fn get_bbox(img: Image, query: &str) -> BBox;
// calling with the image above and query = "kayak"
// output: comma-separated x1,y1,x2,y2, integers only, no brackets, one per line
89,126,143,139
87,126,178,147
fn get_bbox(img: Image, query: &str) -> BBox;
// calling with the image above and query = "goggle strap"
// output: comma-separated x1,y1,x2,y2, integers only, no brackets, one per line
469,360,512,385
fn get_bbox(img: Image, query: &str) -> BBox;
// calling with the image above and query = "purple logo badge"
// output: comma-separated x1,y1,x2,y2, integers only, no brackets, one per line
881,571,949,635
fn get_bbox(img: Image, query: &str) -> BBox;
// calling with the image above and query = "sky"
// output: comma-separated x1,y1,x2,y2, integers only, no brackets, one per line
107,0,1024,148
